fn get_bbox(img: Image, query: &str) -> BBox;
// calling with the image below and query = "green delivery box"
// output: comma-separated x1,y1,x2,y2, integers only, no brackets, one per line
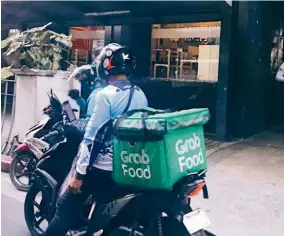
112,108,210,190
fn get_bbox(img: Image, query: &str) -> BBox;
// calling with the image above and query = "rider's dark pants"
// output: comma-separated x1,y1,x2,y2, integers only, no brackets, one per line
44,167,114,236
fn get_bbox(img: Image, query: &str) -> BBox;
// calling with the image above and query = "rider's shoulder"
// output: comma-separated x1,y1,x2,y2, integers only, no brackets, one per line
97,83,144,98
95,85,118,99
99,84,118,93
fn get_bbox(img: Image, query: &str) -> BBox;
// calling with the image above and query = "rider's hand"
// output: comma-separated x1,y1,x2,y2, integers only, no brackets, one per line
68,177,83,194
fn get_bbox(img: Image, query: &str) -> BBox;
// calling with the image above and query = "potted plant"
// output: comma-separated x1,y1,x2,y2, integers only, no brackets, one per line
1,23,80,141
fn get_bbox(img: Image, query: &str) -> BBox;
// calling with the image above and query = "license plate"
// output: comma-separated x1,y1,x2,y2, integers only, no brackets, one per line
183,209,211,234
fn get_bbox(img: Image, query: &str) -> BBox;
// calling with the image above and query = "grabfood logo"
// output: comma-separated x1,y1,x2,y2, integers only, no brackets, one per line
121,149,151,179
175,133,204,172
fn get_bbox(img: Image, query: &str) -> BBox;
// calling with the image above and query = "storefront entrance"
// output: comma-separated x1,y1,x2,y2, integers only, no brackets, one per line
2,1,233,140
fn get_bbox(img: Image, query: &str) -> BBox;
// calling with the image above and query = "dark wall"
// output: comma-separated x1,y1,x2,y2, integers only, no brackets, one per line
103,2,282,139
230,1,272,138
129,24,152,78
104,24,152,78
215,9,233,140
231,1,284,138
1,29,9,40
134,80,217,134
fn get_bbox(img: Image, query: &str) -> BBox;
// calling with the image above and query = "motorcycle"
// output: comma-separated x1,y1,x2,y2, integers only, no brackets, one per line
24,118,88,235
9,90,72,191
24,122,213,236
25,90,63,139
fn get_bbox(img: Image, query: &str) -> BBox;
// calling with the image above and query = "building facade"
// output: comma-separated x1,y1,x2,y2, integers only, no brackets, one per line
2,1,284,141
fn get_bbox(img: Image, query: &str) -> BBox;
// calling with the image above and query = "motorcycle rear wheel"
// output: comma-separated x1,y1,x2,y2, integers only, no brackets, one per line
9,152,37,192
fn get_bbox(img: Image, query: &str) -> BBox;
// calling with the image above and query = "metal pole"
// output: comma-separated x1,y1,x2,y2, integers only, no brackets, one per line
1,80,8,132
5,78,17,146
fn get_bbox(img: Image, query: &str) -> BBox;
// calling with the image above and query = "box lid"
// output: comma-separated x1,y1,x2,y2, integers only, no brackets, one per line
114,107,210,133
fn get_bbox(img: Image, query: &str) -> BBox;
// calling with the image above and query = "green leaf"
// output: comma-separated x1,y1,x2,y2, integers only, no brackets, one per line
5,41,22,56
1,66,14,80
55,36,72,48
41,57,50,67
53,45,61,53
2,22,72,70
53,52,62,61
1,40,9,49
19,51,27,59
26,49,36,60
45,61,52,70
48,47,54,56
50,35,56,40
52,61,60,70
26,22,52,33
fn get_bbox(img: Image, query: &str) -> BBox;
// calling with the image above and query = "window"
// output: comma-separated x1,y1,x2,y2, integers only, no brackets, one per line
70,26,105,65
150,22,221,82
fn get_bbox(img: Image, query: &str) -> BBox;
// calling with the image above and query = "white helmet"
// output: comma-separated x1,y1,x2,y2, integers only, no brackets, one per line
68,65,94,82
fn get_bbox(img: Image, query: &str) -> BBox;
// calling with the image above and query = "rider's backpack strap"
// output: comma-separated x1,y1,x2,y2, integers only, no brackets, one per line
122,84,135,114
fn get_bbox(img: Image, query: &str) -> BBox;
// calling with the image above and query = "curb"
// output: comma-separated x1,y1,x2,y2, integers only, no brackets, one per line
1,155,12,173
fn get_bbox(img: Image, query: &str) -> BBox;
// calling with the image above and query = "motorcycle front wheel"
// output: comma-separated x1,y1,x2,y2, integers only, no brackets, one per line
25,184,93,236
25,185,50,236
9,152,37,191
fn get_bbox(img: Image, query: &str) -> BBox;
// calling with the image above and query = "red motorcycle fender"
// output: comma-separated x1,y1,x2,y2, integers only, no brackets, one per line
14,143,30,153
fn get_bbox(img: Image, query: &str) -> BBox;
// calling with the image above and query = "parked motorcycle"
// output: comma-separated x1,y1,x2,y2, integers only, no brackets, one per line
26,90,63,139
9,90,72,191
24,118,88,235
24,122,213,236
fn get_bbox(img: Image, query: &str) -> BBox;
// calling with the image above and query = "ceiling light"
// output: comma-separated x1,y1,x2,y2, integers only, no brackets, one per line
85,10,131,17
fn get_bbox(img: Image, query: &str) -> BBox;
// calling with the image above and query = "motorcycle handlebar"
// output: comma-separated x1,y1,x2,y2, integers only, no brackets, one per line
44,130,60,139
43,128,65,145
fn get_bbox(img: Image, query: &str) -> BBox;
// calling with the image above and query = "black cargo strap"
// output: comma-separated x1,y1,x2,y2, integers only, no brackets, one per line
122,84,135,114
112,84,135,133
